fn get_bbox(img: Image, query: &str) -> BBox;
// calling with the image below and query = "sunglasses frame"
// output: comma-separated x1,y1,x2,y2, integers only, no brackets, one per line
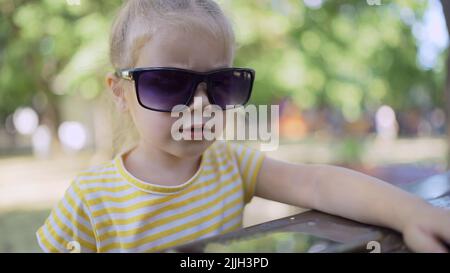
115,67,255,112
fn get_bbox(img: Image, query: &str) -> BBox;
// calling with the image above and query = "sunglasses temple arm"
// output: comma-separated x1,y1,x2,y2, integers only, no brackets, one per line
115,70,133,80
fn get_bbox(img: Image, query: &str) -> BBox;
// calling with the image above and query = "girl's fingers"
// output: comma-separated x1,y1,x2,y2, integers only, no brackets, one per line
404,226,448,253
437,227,450,245
436,212,450,245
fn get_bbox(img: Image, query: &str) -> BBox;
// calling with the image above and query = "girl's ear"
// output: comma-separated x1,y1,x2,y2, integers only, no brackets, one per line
105,72,128,112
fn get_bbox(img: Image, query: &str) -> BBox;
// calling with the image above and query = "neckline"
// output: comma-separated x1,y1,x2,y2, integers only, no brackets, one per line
114,148,207,194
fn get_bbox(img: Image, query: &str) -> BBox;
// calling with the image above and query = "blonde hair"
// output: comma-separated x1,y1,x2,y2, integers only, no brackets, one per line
106,0,236,156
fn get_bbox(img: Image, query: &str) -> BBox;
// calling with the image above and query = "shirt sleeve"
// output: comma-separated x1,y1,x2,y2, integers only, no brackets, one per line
36,181,97,253
225,142,266,204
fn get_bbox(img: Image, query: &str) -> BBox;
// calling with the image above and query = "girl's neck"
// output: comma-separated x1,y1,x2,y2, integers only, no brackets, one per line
122,140,202,187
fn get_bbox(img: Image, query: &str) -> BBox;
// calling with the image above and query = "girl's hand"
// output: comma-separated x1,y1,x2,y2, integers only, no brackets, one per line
402,205,450,253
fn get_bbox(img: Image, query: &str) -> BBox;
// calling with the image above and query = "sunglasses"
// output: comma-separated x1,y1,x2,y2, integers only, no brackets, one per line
115,67,255,112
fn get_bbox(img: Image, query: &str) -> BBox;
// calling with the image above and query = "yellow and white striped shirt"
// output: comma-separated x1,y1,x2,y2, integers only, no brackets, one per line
36,141,265,253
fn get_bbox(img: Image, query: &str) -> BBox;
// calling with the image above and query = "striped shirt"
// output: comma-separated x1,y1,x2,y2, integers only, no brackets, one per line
36,141,265,253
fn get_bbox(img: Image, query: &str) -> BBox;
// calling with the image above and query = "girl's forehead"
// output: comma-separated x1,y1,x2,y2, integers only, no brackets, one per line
134,27,232,72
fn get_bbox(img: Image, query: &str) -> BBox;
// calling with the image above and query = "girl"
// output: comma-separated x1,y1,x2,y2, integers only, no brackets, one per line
37,0,450,253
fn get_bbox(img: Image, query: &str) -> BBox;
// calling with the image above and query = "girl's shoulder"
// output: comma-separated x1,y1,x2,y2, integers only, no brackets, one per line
75,160,117,178
70,159,118,189
206,140,237,160
207,140,265,164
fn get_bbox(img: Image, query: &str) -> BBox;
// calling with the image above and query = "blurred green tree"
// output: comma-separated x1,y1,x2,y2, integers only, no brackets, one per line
0,0,445,135
228,0,443,122
0,0,121,140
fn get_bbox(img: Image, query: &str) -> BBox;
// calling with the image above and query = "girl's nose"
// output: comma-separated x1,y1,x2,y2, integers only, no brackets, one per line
188,82,211,111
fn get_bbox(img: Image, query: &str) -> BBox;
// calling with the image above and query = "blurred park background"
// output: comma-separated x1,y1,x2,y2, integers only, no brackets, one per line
1,0,450,252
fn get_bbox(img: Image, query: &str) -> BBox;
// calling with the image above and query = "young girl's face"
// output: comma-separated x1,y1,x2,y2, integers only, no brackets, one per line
113,25,232,158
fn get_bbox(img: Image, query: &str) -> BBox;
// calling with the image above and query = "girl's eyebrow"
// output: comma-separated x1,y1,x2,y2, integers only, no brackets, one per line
162,63,231,72
132,59,232,71
214,64,232,69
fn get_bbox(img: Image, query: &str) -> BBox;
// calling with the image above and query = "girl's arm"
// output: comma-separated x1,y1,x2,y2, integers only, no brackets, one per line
255,157,450,252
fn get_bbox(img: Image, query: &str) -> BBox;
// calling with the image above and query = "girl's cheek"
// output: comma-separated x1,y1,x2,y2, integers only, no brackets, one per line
124,92,171,141
138,111,174,137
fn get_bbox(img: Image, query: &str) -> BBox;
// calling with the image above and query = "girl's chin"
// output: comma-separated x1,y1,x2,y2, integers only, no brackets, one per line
172,139,215,157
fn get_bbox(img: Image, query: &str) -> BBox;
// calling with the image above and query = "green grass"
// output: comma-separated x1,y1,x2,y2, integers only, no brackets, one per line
0,209,50,253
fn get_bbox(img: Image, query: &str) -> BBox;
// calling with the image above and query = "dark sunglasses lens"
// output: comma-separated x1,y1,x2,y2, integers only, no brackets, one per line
209,70,253,109
136,70,194,111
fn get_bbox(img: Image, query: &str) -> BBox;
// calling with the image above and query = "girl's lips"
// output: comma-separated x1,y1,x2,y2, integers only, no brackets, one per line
179,123,204,133
178,124,214,139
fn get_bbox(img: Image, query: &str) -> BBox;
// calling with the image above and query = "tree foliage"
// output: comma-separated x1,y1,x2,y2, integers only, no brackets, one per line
0,0,445,126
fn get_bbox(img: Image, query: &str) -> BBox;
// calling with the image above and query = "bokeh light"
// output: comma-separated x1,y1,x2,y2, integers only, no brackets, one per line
12,107,39,135
58,121,87,151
